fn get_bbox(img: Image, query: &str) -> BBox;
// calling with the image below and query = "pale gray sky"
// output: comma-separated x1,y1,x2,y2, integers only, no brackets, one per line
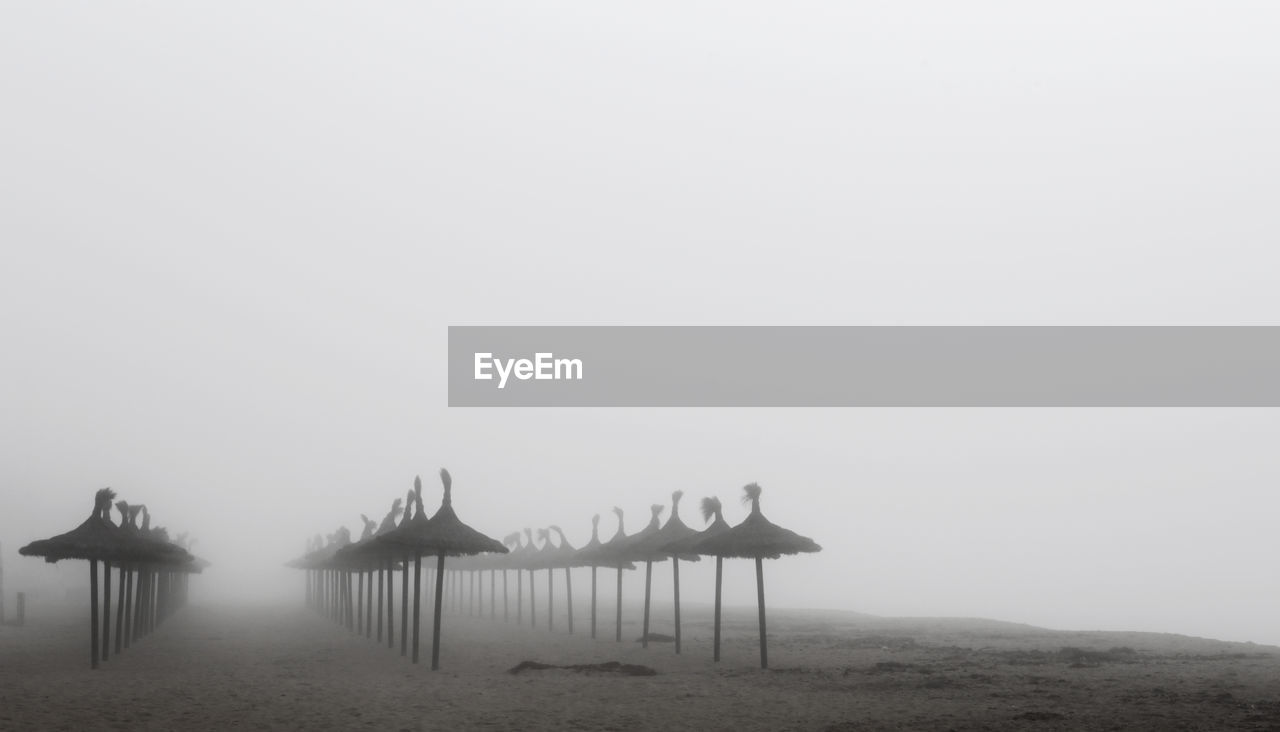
3,2,1278,644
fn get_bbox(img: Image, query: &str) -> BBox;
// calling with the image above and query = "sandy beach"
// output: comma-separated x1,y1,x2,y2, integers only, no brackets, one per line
3,600,1277,731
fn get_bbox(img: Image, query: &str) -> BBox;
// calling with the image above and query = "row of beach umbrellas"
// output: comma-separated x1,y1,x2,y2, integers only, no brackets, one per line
294,477,819,669
18,488,208,669
289,469,507,670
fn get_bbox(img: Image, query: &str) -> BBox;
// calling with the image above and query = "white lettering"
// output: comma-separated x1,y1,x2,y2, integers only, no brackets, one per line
476,352,583,389
513,359,534,381
474,353,493,380
555,357,583,380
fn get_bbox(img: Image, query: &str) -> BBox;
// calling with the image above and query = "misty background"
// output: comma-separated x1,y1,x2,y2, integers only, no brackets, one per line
2,3,1277,645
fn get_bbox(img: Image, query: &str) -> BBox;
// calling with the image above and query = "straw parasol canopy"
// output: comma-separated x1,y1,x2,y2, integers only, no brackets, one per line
632,492,703,562
546,526,582,568
692,484,820,559
661,496,732,555
691,483,821,668
613,504,669,564
384,470,507,557
20,489,181,565
532,528,558,570
332,513,382,567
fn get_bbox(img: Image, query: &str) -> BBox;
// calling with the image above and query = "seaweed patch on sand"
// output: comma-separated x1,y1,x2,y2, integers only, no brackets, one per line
508,660,658,676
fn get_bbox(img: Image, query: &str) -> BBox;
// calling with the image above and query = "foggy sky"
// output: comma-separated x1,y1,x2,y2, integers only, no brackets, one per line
2,2,1278,645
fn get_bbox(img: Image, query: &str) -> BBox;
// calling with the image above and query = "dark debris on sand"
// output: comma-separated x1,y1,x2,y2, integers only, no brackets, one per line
508,660,658,676
635,632,677,643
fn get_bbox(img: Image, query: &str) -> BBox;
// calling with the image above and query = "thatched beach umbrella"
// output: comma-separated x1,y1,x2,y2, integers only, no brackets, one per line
393,489,416,655
500,532,520,622
534,528,559,631
692,483,821,669
112,501,140,654
614,504,668,649
379,469,507,670
169,533,208,616
422,469,507,669
505,531,533,625
630,491,702,652
662,496,732,659
331,513,383,634
571,514,607,638
374,478,432,663
382,497,412,649
521,527,539,628
371,497,403,642
574,507,638,642
315,526,353,626
286,534,326,612
341,514,378,635
19,488,173,669
547,525,579,634
109,500,141,655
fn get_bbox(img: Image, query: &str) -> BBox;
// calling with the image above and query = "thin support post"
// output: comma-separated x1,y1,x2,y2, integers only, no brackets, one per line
89,559,100,670
756,556,767,669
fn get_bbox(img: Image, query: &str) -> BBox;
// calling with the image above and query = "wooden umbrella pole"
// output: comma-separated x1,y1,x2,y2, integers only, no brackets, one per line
132,570,144,640
347,572,355,631
528,569,536,628
673,558,682,654
376,566,384,642
114,565,126,655
386,557,394,649
366,569,373,638
517,569,522,625
123,568,134,649
400,554,409,657
412,553,422,664
149,569,157,634
102,560,112,662
357,571,364,633
714,556,723,663
503,569,509,623
490,569,496,621
756,556,767,669
430,555,446,670
89,559,100,670
564,566,574,635
642,560,652,648
547,566,553,633
590,566,597,639
615,566,622,642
